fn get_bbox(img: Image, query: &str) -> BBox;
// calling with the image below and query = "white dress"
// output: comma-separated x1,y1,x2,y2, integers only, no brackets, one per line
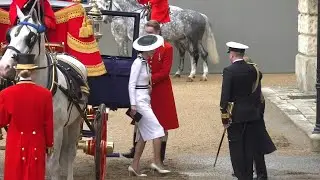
128,55,165,142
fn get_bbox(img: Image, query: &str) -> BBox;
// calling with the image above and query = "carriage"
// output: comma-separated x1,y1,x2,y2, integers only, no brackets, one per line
0,0,140,179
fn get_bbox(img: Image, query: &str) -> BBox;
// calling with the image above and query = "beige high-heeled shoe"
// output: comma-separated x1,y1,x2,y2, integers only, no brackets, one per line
128,166,147,177
150,163,171,174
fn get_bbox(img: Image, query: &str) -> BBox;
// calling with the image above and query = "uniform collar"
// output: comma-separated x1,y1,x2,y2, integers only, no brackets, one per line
233,59,244,63
17,77,35,85
17,81,35,85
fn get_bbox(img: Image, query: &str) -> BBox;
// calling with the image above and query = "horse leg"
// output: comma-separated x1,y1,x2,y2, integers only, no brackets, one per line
66,117,82,180
48,126,64,180
123,36,129,57
115,36,127,56
58,127,69,178
111,20,128,56
186,55,196,82
174,42,186,78
199,42,209,81
187,41,199,82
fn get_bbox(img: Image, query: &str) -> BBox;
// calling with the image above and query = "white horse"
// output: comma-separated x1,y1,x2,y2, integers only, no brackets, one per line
97,0,219,81
0,4,88,180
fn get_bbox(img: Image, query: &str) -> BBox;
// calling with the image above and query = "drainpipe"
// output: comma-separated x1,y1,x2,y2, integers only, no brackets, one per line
313,1,320,134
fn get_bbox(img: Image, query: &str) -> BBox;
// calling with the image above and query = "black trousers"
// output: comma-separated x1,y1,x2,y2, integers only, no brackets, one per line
254,153,268,179
227,121,269,180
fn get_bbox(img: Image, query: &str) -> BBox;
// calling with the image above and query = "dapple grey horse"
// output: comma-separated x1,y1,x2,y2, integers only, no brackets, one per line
97,0,219,81
0,3,88,180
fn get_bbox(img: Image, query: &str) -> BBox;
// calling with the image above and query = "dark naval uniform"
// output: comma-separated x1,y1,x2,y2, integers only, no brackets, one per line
220,42,276,180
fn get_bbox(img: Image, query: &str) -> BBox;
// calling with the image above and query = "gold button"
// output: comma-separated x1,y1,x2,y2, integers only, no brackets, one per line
21,147,24,151
32,131,36,135
21,132,23,135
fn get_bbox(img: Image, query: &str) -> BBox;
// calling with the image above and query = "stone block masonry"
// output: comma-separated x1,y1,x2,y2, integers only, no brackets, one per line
296,0,318,92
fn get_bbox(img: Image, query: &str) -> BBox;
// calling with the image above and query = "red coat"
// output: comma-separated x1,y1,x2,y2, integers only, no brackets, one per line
0,81,54,180
148,41,179,130
138,0,170,23
9,0,56,30
8,1,106,76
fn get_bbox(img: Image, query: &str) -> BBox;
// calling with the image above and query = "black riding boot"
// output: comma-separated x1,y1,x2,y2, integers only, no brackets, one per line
122,131,136,159
160,141,167,162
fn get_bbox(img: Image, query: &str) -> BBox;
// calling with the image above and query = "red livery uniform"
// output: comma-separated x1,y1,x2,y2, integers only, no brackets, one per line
148,41,178,130
138,0,170,23
9,0,56,30
5,0,107,76
0,81,54,180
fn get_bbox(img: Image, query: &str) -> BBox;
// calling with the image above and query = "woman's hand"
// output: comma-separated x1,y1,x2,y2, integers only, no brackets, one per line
149,85,152,95
130,105,137,116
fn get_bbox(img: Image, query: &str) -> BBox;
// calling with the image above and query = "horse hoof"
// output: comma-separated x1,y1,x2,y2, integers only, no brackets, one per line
173,74,181,78
186,77,194,82
200,77,208,81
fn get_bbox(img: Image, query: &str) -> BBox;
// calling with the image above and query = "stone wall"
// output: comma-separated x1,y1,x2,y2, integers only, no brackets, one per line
296,0,318,92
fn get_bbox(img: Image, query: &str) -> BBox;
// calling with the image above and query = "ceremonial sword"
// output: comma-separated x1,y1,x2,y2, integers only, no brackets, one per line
213,128,226,167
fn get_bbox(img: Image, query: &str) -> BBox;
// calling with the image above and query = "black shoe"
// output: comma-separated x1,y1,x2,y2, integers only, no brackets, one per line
122,129,137,159
254,175,268,180
122,147,135,158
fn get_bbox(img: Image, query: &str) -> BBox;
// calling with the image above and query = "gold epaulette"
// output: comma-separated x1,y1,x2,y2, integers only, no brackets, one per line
0,9,9,25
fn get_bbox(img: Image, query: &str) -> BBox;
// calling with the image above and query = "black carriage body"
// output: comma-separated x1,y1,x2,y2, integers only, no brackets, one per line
88,10,140,110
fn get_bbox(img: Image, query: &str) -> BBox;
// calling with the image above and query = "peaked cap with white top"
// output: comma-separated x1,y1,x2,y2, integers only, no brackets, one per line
226,41,249,53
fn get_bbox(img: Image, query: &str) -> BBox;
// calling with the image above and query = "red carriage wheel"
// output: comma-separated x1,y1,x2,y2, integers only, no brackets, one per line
93,103,107,180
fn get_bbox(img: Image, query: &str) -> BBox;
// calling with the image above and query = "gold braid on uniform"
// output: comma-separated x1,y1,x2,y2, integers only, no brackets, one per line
0,10,9,25
245,59,265,103
221,113,230,119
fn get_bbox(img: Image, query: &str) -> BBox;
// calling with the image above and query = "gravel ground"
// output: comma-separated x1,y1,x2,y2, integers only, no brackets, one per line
0,73,309,180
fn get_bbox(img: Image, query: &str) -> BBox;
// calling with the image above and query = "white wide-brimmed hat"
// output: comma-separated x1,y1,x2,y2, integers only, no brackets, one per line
133,34,164,52
226,41,249,53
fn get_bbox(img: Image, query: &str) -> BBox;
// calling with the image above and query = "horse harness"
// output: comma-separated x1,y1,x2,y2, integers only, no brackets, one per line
4,19,90,127
46,53,90,127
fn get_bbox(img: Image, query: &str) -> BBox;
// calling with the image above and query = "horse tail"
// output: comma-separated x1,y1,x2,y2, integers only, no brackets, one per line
201,13,219,64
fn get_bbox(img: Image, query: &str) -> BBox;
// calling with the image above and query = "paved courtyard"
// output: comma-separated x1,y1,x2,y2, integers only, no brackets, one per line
0,74,319,180
263,87,316,137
